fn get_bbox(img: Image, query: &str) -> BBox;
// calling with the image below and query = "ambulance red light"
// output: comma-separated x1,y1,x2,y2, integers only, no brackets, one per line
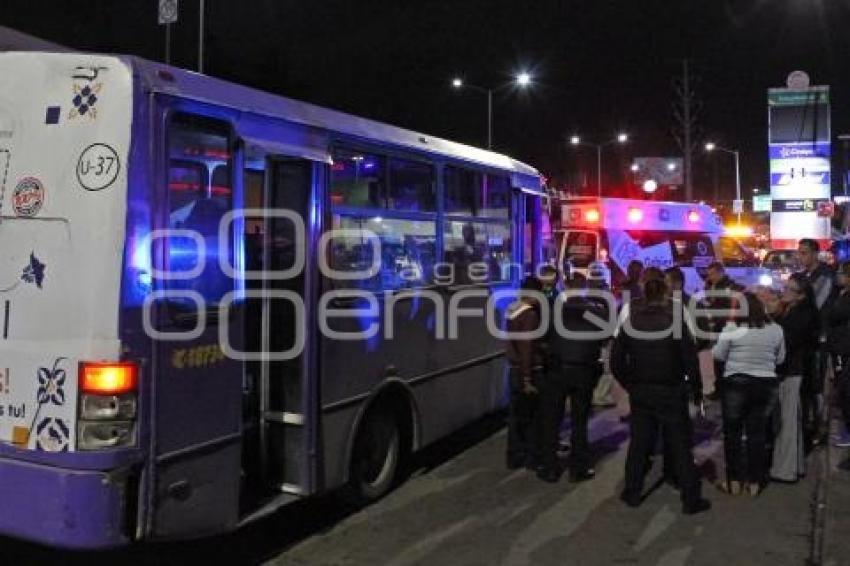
584,208,600,223
687,210,700,223
628,208,643,223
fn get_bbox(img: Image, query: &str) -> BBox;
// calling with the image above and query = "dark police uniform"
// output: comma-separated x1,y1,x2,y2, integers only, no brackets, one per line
504,299,544,469
538,294,606,481
611,297,708,513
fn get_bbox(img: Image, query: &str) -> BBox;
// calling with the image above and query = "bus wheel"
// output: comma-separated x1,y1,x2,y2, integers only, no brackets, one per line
345,409,401,505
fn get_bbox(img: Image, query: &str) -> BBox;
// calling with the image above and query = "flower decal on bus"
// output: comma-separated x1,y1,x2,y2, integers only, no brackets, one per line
70,81,102,120
36,357,67,406
21,252,45,289
35,416,70,452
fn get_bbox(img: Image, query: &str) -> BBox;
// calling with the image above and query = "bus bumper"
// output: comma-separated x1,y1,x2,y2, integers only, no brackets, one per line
0,456,132,549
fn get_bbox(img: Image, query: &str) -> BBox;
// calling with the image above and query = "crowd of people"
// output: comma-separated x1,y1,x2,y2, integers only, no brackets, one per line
504,237,850,515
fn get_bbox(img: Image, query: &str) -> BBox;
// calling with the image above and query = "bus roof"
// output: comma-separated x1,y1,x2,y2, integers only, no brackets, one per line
559,197,722,233
115,54,543,193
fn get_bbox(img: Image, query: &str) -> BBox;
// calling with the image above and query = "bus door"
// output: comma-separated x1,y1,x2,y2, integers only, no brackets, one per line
241,146,319,503
152,112,245,538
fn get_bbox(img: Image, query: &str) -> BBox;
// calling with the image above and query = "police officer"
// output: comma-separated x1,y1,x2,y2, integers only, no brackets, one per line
798,238,833,445
611,278,710,514
537,273,606,483
504,276,546,469
589,262,617,408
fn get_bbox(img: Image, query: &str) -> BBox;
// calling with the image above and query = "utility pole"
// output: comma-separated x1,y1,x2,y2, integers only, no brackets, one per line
673,60,699,202
198,0,205,74
839,134,850,197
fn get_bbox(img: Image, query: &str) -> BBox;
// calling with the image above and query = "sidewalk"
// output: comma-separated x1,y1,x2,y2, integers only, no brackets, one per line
822,415,850,565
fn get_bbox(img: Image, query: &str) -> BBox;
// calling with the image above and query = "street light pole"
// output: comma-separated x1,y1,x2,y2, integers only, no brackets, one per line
734,149,741,224
487,88,493,150
705,142,743,223
450,73,532,151
198,0,205,74
569,134,629,198
596,145,602,197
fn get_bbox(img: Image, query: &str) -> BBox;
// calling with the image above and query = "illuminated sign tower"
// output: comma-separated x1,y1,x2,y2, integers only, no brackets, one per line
767,71,831,249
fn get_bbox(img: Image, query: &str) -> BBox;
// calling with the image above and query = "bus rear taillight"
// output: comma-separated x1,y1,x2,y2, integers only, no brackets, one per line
81,362,137,395
78,362,138,450
584,208,600,223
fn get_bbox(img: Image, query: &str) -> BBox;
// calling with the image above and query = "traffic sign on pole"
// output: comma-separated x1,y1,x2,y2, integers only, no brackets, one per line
159,0,179,24
732,199,744,214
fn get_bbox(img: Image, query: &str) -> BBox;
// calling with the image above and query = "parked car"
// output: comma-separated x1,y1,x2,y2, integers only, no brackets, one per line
761,249,801,285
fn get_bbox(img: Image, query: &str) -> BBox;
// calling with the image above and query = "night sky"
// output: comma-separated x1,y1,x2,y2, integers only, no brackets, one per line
3,0,850,203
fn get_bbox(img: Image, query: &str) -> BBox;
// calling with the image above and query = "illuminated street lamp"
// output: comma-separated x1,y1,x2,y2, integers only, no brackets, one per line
569,133,630,197
450,71,533,150
705,142,742,223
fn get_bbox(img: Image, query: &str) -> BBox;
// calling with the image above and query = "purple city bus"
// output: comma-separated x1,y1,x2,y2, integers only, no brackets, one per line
0,51,544,548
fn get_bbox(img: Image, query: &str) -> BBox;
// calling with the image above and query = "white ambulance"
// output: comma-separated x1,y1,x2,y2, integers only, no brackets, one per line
553,197,769,295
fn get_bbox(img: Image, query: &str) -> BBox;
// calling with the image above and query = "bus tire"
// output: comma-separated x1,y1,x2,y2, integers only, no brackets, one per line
344,409,401,505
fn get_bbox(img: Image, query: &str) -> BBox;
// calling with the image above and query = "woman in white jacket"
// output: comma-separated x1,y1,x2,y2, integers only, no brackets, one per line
712,292,786,496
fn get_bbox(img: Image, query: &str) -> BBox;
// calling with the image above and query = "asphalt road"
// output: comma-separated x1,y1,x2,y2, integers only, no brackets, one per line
0,397,825,566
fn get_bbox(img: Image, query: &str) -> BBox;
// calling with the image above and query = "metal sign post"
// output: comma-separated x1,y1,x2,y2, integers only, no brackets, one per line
158,0,179,65
198,0,205,74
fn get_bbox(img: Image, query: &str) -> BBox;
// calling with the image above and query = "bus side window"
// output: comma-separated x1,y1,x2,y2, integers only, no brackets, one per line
165,114,233,319
523,193,542,274
442,168,513,285
388,158,435,212
243,168,265,274
328,148,437,292
330,149,385,208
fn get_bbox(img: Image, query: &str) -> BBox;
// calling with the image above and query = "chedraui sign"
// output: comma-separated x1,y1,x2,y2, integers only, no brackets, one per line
767,71,831,248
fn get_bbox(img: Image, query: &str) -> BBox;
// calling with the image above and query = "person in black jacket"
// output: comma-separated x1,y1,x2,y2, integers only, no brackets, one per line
798,238,834,446
504,276,546,470
771,273,818,482
611,278,710,514
827,262,850,447
537,273,606,483
621,260,644,302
